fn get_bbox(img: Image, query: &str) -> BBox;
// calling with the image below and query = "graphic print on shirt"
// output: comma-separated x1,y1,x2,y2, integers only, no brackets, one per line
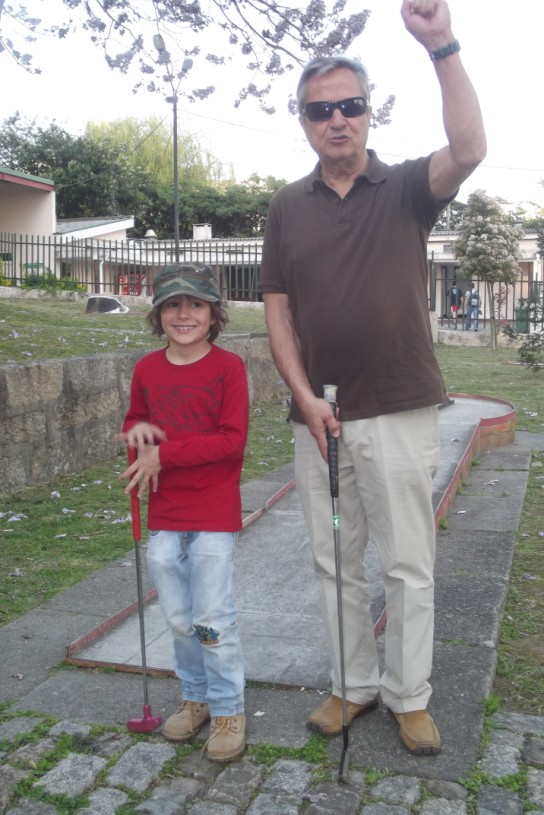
145,379,224,434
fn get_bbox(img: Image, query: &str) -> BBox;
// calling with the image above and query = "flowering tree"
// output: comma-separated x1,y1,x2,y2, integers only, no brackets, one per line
454,190,521,351
0,0,395,120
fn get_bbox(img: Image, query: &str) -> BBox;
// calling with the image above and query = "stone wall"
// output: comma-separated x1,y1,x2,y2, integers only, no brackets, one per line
436,326,523,348
0,336,284,498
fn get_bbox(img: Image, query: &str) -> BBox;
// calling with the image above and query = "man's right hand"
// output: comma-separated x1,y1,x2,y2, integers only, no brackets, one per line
300,396,340,461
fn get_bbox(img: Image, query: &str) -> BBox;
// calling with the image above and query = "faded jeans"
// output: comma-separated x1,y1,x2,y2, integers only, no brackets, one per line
146,530,244,717
465,304,479,330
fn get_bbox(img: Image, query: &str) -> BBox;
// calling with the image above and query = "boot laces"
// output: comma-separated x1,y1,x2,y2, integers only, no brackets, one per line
201,716,236,754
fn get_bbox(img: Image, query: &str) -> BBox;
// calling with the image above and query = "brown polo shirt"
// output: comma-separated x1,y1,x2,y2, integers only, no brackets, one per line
259,150,447,423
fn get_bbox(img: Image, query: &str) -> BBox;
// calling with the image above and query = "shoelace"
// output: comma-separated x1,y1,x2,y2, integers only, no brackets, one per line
201,716,237,754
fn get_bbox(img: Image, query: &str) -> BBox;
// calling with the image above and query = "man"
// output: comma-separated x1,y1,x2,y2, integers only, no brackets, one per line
259,0,486,755
449,280,462,328
465,283,481,331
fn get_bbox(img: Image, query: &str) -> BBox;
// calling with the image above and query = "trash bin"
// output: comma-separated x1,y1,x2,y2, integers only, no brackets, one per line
514,307,529,333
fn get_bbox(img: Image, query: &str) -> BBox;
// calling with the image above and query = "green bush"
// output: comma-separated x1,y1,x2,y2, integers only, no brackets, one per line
0,258,12,287
503,297,544,370
21,270,86,294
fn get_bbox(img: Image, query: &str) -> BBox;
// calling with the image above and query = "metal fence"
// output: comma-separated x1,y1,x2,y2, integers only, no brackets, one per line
0,233,263,303
431,259,543,332
1,232,542,331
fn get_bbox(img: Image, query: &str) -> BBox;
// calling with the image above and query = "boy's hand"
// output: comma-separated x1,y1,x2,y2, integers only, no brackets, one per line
115,422,167,449
120,445,162,497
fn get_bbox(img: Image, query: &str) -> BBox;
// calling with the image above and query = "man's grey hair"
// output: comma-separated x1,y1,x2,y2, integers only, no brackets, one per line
297,56,371,114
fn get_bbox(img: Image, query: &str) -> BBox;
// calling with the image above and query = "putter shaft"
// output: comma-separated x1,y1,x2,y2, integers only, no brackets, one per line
323,385,350,783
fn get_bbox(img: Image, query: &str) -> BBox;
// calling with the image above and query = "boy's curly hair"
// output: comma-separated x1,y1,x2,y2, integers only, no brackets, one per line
146,299,228,343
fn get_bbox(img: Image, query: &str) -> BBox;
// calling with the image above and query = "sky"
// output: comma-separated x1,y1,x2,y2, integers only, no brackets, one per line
2,0,544,213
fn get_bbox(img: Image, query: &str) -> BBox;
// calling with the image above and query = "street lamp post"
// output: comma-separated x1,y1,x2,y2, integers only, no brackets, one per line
172,92,180,261
152,35,192,262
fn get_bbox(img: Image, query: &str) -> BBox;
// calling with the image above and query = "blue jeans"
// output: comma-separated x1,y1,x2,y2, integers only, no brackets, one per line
146,530,244,717
465,305,479,330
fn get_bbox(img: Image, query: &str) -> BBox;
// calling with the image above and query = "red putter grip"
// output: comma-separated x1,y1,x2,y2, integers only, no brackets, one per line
127,447,141,542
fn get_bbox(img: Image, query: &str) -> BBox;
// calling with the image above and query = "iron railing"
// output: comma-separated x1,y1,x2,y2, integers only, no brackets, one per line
0,233,263,302
1,232,542,331
432,268,544,332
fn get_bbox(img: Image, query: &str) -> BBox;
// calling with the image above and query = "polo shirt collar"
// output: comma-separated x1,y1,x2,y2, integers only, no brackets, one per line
304,149,390,193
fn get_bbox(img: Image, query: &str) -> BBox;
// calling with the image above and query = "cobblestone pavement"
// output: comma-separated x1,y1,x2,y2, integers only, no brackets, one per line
1,709,544,814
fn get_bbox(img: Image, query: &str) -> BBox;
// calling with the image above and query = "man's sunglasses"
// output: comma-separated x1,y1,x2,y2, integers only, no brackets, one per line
302,96,368,122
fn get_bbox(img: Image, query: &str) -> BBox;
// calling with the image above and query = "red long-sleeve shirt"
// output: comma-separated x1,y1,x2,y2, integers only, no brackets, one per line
123,345,249,531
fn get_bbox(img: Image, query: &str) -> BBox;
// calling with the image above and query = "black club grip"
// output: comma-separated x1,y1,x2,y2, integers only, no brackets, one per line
323,385,339,499
327,430,339,498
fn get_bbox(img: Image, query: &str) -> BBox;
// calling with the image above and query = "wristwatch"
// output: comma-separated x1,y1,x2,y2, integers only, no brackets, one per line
429,39,461,62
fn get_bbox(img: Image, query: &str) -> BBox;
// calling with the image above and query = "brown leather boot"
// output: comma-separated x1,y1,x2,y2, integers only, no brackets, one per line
205,714,246,763
393,710,441,755
162,701,210,742
307,694,379,736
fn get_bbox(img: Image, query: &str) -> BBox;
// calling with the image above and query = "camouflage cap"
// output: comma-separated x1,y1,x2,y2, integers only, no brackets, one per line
151,264,220,307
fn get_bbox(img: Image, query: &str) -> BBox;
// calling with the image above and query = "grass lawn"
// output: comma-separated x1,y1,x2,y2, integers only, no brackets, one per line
1,296,543,714
0,297,266,363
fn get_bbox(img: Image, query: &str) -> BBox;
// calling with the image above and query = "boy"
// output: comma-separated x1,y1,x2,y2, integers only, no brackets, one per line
118,263,249,762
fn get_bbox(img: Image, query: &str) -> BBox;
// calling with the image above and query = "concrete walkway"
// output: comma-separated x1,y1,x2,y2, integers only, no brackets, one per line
2,397,544,814
65,395,515,685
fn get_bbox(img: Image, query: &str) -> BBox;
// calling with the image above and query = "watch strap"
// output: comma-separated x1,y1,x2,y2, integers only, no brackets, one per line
430,39,461,62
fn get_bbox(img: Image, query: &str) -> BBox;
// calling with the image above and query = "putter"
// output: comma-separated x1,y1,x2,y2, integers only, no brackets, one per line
126,447,162,733
323,384,350,784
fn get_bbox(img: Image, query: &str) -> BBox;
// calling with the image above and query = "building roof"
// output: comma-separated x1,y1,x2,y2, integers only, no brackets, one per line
0,166,55,191
55,216,134,238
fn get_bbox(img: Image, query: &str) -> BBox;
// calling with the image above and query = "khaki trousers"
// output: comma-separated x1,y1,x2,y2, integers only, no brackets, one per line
293,406,439,713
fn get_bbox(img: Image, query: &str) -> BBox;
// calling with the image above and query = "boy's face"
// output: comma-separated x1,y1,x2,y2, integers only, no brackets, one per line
160,294,216,360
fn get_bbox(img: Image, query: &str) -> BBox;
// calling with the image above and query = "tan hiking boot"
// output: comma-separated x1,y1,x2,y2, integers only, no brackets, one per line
393,710,441,755
307,694,379,736
204,713,246,762
162,701,210,742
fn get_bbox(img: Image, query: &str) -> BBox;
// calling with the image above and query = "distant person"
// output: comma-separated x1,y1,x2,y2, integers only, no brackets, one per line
448,280,462,328
117,264,249,763
465,283,480,331
260,0,486,755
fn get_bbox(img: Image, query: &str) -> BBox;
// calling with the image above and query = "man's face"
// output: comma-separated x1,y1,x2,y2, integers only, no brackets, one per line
299,68,371,167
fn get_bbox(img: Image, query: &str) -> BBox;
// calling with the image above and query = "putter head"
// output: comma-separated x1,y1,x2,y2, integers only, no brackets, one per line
127,705,162,733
